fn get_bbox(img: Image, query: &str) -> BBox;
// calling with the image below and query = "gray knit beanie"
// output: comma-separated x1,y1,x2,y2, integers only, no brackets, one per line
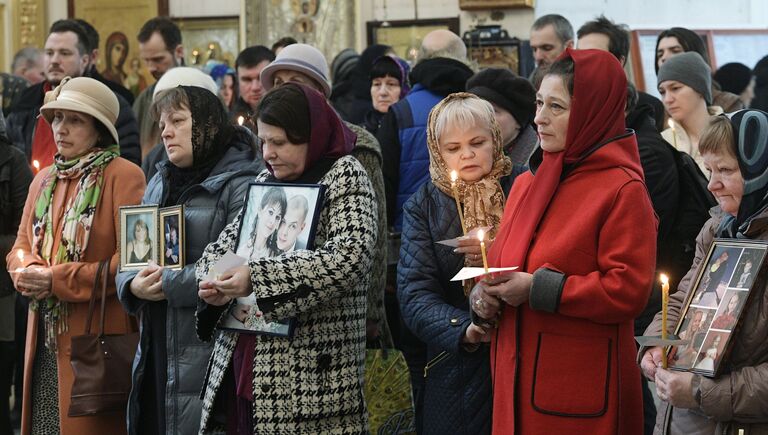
657,52,712,105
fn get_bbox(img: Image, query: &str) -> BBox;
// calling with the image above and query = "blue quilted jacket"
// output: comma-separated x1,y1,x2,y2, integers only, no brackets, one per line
398,181,493,435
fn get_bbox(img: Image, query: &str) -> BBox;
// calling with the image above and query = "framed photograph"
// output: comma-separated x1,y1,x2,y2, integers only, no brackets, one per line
668,239,768,377
119,205,159,271
367,18,460,63
159,205,184,270
220,182,325,337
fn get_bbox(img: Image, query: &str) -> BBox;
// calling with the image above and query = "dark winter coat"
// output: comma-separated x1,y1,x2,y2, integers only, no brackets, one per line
0,137,32,297
116,134,260,435
5,81,141,166
398,181,495,435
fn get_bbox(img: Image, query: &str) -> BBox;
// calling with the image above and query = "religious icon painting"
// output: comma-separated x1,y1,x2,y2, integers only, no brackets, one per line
669,239,768,377
219,182,325,337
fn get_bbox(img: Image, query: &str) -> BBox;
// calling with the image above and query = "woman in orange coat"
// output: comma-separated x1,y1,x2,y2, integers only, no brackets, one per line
470,49,657,434
6,77,145,435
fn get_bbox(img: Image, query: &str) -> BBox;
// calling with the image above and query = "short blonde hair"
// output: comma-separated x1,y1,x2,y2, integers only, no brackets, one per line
699,115,736,160
431,94,497,145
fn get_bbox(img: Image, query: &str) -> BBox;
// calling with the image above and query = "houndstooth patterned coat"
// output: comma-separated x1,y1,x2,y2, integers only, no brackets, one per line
195,156,376,434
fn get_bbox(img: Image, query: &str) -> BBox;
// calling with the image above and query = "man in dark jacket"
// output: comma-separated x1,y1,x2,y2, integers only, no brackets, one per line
376,29,474,232
229,45,275,131
5,19,141,167
0,126,32,435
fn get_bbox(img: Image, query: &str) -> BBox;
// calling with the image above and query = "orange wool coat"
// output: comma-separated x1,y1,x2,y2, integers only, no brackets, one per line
6,157,145,435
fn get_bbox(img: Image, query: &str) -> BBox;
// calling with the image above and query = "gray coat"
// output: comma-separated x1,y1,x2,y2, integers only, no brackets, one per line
116,134,260,435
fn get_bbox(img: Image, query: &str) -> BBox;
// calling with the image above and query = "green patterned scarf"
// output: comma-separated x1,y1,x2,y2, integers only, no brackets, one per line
30,144,119,350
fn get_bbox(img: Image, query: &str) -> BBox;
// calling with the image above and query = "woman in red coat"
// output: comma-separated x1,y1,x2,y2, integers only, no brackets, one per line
470,48,657,434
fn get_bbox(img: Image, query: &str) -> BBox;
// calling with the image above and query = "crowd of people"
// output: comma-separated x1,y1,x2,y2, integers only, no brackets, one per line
0,10,767,435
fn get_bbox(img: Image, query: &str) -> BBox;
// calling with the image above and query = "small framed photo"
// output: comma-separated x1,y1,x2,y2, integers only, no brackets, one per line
220,182,325,337
119,205,159,271
669,239,768,377
159,205,184,270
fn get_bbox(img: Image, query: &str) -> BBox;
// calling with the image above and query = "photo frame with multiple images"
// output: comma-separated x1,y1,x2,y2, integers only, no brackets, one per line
119,205,185,271
668,239,768,377
219,182,325,337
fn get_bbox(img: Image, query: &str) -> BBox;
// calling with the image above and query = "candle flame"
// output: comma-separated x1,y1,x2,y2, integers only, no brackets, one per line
450,170,458,183
667,119,675,130
16,249,23,262
237,116,245,126
660,273,669,285
477,229,485,242
32,160,40,170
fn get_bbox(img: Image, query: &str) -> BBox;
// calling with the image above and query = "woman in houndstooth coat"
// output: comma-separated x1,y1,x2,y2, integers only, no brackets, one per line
195,83,377,434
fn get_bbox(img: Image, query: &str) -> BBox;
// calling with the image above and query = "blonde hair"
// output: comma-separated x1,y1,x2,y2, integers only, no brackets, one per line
432,95,498,146
699,115,736,159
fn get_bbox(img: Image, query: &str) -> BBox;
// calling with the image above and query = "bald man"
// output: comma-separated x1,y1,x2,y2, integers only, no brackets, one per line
376,29,474,232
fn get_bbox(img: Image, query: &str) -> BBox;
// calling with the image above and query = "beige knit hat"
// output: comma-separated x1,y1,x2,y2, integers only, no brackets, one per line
40,76,120,145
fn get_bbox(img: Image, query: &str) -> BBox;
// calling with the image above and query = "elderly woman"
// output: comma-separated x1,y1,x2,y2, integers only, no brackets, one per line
115,86,260,435
641,110,768,434
195,82,377,434
658,52,724,173
398,93,519,435
5,77,145,434
362,55,410,136
470,49,657,434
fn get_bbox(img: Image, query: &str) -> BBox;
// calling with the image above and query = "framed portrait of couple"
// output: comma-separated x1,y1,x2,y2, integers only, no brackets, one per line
119,205,185,271
219,182,325,337
668,239,768,377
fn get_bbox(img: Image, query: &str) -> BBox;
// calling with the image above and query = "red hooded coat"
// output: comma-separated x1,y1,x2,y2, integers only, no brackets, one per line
487,49,657,434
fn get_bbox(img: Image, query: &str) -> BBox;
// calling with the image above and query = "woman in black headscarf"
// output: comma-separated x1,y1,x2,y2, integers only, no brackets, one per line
641,110,768,434
116,86,261,435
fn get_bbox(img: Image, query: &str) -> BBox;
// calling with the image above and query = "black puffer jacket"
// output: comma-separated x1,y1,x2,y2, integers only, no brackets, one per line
0,136,33,296
5,81,141,166
399,180,512,435
116,131,260,435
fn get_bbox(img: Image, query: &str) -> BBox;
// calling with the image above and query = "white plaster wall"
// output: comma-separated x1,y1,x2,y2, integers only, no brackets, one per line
168,0,240,18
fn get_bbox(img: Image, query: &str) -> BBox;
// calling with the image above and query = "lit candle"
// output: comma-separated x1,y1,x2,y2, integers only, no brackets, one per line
660,273,670,369
32,160,40,173
13,250,25,274
478,229,489,274
237,116,245,126
450,170,467,235
667,119,678,150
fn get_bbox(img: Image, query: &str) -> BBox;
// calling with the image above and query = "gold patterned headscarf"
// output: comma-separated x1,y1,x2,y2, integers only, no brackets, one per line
427,92,512,241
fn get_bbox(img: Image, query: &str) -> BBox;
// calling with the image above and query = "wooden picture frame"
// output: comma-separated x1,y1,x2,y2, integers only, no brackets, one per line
459,0,534,10
367,18,460,63
668,239,768,377
219,182,325,337
159,205,184,270
119,205,159,271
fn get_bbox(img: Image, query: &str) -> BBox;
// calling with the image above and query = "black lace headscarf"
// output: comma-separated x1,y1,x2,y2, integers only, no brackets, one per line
164,85,235,206
716,109,768,237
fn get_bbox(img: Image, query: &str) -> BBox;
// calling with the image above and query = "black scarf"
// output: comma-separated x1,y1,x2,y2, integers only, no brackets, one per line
164,86,235,206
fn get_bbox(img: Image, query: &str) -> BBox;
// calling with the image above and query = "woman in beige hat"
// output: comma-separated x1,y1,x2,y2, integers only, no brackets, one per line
6,76,145,435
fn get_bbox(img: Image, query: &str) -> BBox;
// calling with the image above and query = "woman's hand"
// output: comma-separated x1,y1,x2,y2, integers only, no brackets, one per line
129,262,165,301
198,280,232,306
462,323,492,344
655,368,698,409
640,346,665,381
211,265,253,298
469,281,502,320
455,229,493,267
17,267,53,300
483,272,532,307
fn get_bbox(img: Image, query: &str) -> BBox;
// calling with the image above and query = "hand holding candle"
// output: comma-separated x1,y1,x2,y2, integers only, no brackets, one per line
13,249,25,274
450,170,467,235
660,273,670,369
477,229,489,274
32,160,40,174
